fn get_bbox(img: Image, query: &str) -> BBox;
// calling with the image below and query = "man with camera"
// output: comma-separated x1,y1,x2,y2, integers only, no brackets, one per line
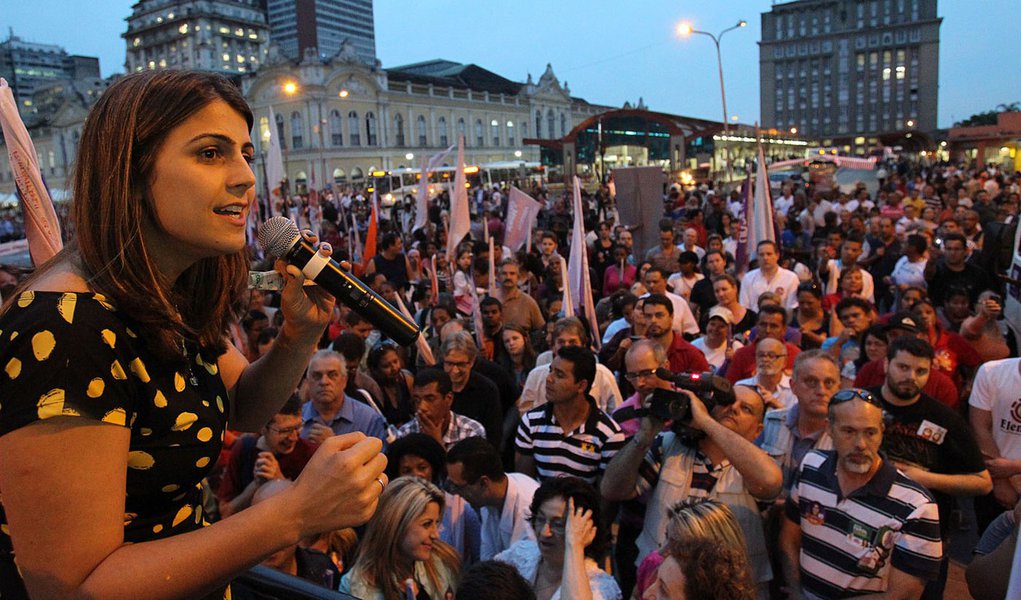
601,375,782,590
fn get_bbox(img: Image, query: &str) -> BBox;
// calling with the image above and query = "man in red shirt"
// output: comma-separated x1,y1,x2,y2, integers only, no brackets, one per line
217,395,317,517
642,294,710,374
724,305,800,383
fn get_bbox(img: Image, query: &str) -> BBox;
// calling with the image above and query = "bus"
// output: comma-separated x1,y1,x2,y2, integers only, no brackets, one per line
367,165,482,207
478,161,545,190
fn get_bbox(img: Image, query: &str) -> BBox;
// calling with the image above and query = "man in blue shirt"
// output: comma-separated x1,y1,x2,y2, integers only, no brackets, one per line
300,350,388,446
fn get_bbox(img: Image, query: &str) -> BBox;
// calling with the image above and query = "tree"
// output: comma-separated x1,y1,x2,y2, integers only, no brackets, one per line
954,102,1021,127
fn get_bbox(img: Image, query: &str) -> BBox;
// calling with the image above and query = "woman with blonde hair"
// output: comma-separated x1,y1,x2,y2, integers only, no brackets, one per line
634,499,752,599
341,477,461,600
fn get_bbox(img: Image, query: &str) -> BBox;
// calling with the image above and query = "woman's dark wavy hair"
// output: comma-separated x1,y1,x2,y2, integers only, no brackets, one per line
526,476,608,560
4,71,255,363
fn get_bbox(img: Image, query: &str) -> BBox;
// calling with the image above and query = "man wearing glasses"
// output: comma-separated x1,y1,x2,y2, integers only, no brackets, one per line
601,380,782,591
737,337,796,410
779,387,943,599
217,395,316,517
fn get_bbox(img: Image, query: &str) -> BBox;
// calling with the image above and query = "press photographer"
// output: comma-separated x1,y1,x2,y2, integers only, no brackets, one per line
601,365,782,595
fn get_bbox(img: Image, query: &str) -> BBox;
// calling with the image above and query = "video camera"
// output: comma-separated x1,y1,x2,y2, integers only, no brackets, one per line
646,370,735,427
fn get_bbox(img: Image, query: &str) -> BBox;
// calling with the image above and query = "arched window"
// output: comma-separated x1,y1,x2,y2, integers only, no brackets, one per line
457,118,466,142
560,113,567,137
276,112,287,149
365,112,377,145
490,119,500,147
535,111,542,139
258,116,270,148
416,115,427,146
507,120,515,147
546,109,555,140
329,110,343,146
520,121,528,140
438,117,448,146
348,111,360,146
333,168,346,185
394,113,405,147
295,170,308,194
290,111,303,149
350,167,364,181
474,119,484,147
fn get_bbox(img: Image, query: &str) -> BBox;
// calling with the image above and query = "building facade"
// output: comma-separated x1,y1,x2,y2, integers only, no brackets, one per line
759,0,941,144
0,33,100,109
265,0,377,65
243,43,609,192
123,0,269,75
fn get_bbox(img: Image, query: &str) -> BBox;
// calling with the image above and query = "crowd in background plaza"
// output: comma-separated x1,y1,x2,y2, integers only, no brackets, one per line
4,157,1021,600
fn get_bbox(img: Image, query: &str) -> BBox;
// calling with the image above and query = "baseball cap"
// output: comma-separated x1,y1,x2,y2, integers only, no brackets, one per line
708,306,734,324
885,312,921,334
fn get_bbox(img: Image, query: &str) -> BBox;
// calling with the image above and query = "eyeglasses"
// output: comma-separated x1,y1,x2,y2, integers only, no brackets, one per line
529,515,566,536
269,425,301,437
755,353,787,361
443,360,472,370
830,388,884,409
625,369,658,382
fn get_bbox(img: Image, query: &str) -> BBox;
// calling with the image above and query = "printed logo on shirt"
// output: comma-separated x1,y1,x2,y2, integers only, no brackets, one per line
802,500,826,526
853,525,895,575
916,420,948,445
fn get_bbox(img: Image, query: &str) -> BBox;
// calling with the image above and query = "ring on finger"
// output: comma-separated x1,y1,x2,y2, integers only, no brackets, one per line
376,477,387,494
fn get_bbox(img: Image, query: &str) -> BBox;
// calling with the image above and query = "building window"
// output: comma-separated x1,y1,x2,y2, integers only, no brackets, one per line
365,112,377,146
535,111,542,139
474,119,484,147
394,113,405,147
290,111,303,149
438,117,448,146
275,113,286,150
348,111,360,146
507,121,515,146
330,110,343,146
546,109,555,139
491,120,500,146
520,121,528,140
417,115,428,146
457,118,466,142
560,113,567,137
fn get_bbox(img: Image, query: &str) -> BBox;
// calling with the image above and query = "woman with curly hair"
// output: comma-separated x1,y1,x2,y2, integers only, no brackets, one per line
340,476,461,600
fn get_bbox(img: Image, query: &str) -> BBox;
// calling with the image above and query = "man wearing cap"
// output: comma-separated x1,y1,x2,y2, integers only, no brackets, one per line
642,294,710,374
779,387,943,599
853,312,959,407
692,306,744,372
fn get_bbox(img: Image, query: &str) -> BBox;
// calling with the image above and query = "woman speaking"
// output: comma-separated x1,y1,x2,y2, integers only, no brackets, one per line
0,70,387,599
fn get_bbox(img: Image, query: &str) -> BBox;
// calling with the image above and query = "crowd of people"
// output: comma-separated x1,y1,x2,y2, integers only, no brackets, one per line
2,69,1021,600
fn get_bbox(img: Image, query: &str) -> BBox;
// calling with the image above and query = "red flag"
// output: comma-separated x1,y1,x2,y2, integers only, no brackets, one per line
362,191,379,273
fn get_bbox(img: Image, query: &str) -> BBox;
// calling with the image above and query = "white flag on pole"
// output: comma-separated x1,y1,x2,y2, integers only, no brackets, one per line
413,143,456,233
568,176,601,348
747,137,776,261
265,106,286,217
504,187,543,251
446,135,470,259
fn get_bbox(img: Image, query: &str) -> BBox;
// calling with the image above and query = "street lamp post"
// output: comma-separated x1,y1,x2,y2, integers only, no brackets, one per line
678,19,747,187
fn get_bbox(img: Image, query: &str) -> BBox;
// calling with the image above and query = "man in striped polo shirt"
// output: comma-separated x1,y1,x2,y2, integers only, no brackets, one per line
514,345,625,486
779,388,943,599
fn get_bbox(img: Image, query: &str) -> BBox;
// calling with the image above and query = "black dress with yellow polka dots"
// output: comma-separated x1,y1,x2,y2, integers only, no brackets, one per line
0,291,229,598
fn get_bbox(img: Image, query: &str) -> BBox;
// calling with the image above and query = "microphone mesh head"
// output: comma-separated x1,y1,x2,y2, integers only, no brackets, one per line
258,216,300,257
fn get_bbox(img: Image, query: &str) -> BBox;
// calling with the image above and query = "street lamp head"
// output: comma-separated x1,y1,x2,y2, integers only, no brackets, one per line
338,89,349,98
790,127,798,134
283,81,298,95
514,150,522,158
677,22,693,36
738,20,748,27
405,153,414,161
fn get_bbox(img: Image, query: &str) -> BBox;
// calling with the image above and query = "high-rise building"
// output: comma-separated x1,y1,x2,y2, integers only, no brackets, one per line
264,0,376,65
0,33,101,109
123,0,269,75
759,0,941,141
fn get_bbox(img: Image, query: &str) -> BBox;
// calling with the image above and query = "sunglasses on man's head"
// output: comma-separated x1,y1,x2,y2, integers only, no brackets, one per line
830,388,883,409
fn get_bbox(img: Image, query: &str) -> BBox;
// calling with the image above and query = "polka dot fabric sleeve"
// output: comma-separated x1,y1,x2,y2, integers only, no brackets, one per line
0,292,139,436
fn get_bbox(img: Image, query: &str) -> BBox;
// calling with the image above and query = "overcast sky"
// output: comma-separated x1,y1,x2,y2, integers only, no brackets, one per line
4,0,1019,128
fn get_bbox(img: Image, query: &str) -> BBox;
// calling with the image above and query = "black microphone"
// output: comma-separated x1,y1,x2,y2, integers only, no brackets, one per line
258,217,421,346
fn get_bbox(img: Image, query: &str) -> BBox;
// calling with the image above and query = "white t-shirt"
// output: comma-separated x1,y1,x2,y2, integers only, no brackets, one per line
738,267,800,311
890,256,927,289
692,337,744,371
667,272,704,300
969,358,1021,459
774,195,795,217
